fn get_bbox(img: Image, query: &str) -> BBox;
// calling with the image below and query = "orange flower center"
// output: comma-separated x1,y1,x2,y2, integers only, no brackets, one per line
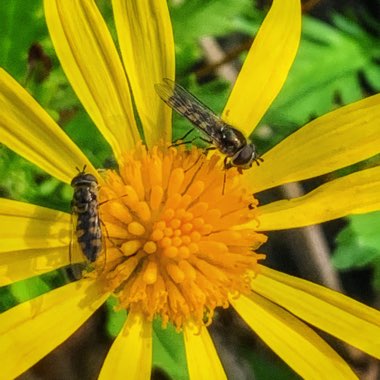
96,144,266,328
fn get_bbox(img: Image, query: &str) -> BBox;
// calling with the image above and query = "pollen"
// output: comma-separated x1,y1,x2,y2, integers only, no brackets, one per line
97,144,267,329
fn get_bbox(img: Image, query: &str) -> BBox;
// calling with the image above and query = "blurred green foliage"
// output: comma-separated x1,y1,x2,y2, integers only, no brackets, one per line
265,13,380,147
170,0,255,74
105,296,127,338
152,319,189,380
332,212,380,291
0,2,46,80
2,0,379,210
1,0,380,378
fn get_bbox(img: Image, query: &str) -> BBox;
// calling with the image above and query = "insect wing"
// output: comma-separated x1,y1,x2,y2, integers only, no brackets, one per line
69,212,84,264
155,78,223,138
67,213,86,280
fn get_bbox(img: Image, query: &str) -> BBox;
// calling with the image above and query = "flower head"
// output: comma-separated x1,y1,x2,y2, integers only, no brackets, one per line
0,0,380,379
96,144,266,328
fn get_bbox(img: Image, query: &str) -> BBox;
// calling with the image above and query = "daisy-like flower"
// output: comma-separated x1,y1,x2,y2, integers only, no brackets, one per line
1,0,380,379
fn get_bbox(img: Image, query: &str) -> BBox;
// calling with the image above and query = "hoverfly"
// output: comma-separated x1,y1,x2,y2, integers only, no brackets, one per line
71,166,102,263
155,78,262,173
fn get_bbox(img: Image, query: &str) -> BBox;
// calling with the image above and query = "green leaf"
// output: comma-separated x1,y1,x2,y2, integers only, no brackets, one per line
153,320,189,380
170,0,252,45
64,109,114,169
372,261,380,291
170,0,256,74
105,296,127,338
0,286,18,312
0,1,47,80
363,62,380,91
263,13,380,151
10,276,51,303
332,212,380,270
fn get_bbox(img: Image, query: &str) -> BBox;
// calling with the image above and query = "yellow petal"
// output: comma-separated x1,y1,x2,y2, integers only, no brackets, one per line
222,0,301,136
112,0,175,147
0,247,69,286
245,94,380,193
183,323,227,380
252,266,380,358
44,0,140,161
248,165,380,231
0,68,94,184
232,293,357,379
99,312,152,380
0,279,109,379
0,199,77,285
0,198,70,252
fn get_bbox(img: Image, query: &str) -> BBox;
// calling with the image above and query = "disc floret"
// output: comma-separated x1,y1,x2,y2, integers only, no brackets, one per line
98,144,266,328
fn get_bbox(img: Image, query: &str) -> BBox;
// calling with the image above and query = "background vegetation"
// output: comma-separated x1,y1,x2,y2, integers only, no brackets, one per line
1,0,379,379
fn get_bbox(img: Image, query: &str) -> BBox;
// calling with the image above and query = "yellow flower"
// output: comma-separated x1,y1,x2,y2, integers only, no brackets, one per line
0,0,380,379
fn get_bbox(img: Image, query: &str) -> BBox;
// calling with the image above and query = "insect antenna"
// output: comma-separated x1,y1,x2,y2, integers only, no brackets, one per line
75,164,87,173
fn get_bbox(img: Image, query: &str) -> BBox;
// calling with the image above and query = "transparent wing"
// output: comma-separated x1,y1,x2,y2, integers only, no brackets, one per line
155,78,223,138
67,213,86,280
69,213,85,264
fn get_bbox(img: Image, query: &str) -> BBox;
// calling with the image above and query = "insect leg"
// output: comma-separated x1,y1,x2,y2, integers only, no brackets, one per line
98,199,138,261
182,159,205,196
170,136,200,148
202,145,216,155
222,156,229,195
170,130,213,148
98,219,109,273
171,128,196,146
254,156,264,166
184,146,216,173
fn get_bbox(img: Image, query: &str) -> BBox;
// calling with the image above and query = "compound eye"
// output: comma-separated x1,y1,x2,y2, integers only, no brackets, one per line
232,145,256,167
71,173,98,187
82,174,98,183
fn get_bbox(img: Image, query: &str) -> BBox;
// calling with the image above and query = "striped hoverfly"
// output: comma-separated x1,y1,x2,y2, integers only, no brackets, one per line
155,78,262,173
71,166,102,263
